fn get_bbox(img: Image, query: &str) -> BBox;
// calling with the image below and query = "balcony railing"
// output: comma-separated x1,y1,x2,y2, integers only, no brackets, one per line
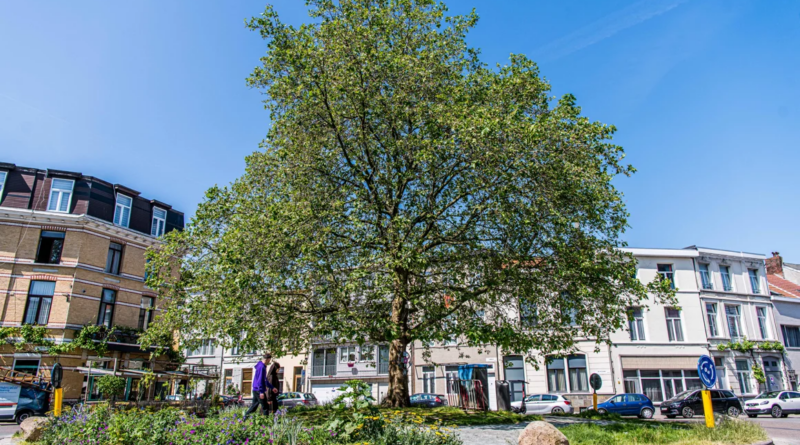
378,361,389,374
311,364,337,377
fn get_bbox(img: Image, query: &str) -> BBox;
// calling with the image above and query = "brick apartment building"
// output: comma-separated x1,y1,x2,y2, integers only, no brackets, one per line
0,162,191,402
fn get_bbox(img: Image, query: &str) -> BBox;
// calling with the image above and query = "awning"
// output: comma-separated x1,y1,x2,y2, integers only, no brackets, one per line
620,356,700,370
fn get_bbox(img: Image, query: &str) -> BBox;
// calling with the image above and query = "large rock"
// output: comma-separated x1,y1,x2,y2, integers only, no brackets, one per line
19,417,49,442
518,421,569,445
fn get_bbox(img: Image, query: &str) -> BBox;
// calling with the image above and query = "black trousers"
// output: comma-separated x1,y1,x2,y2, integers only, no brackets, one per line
244,392,269,418
266,391,279,414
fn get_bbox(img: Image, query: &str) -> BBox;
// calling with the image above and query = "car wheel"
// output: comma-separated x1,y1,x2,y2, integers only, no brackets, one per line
727,406,740,417
15,411,32,424
551,407,564,414
597,408,608,414
639,408,654,419
771,405,783,418
747,414,757,418
681,406,694,418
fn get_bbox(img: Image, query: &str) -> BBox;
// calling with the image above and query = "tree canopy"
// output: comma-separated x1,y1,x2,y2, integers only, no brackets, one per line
143,0,673,406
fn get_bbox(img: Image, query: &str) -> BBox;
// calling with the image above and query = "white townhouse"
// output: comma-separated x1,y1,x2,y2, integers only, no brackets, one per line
610,248,710,404
765,252,800,391
687,247,784,396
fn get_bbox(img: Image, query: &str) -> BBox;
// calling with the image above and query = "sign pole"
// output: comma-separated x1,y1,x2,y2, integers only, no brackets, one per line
697,355,717,429
589,373,602,411
52,363,63,417
593,390,597,411
701,388,714,428
54,388,63,416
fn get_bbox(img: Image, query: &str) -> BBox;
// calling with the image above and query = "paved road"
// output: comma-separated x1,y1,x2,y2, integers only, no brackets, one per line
651,412,800,445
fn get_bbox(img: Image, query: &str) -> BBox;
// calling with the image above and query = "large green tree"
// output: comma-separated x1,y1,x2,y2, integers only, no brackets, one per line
144,0,672,406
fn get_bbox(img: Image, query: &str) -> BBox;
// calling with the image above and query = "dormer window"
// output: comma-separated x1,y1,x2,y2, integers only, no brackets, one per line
151,207,166,237
47,178,74,213
114,194,132,227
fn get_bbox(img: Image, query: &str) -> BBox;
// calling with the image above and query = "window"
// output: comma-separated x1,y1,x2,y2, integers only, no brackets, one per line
756,307,769,339
782,326,800,348
445,365,459,395
422,366,435,393
736,360,752,394
47,178,74,213
151,207,167,237
749,269,761,294
628,307,645,341
706,303,719,337
105,242,123,275
665,308,684,342
359,345,375,362
714,357,728,390
443,336,458,346
519,300,538,327
720,266,733,291
97,289,116,328
726,305,743,340
35,231,65,264
504,356,525,402
657,264,675,289
547,355,588,393
0,170,7,201
23,281,56,325
699,264,713,290
623,369,705,402
114,194,132,227
188,339,216,357
13,359,40,376
312,348,337,376
138,296,154,330
340,346,357,363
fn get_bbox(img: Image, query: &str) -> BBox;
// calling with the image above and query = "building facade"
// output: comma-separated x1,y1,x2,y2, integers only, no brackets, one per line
766,252,800,391
0,162,187,402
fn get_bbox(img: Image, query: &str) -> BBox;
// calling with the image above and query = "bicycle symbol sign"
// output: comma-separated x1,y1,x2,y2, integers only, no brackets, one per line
697,355,717,388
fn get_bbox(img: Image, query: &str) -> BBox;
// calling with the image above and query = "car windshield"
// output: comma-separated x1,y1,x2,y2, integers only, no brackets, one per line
670,390,695,401
755,391,782,399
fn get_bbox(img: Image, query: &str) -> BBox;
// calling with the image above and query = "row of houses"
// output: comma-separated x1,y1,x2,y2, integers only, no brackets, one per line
3,162,800,411
188,247,800,411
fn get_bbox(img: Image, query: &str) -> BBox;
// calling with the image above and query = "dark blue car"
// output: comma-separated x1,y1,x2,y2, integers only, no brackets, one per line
596,393,655,419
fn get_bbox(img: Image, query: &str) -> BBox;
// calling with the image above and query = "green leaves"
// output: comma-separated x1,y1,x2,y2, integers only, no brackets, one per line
145,0,673,404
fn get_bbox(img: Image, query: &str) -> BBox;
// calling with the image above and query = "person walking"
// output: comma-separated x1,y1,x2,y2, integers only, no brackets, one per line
243,353,278,420
265,357,281,414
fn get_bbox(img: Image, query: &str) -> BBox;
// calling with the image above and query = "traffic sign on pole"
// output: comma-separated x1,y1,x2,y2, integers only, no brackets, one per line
697,356,716,428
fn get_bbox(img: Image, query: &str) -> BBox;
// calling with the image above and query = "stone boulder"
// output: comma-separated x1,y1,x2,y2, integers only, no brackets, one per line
518,421,569,445
19,416,49,442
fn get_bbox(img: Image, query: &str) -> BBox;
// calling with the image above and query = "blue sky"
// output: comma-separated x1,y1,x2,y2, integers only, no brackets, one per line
1,1,799,260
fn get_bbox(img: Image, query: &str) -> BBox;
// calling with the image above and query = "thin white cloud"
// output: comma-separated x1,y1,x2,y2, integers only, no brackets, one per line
533,0,691,61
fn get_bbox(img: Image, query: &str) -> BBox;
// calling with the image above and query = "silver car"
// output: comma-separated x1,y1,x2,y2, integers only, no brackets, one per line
277,392,319,409
510,394,574,414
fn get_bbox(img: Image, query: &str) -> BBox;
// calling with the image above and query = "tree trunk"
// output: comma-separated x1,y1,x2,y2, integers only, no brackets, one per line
384,268,411,407
385,338,410,407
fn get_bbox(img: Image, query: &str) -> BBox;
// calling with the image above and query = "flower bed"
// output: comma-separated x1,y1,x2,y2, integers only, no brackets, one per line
35,404,462,445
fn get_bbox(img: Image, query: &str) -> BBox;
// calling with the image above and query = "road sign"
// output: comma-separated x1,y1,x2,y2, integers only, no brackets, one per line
589,373,602,391
697,355,717,388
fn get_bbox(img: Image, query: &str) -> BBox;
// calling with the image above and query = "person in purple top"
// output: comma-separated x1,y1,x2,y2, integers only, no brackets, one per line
244,353,278,420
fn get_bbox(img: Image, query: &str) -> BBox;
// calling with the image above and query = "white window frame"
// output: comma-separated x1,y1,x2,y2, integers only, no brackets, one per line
628,307,646,341
665,307,684,342
0,170,7,203
657,264,676,288
340,346,357,363
755,306,770,340
736,359,753,394
546,355,589,394
699,263,713,290
720,265,734,292
748,269,761,294
46,178,74,213
114,194,133,228
705,302,720,338
151,207,167,237
726,304,744,341
359,345,375,362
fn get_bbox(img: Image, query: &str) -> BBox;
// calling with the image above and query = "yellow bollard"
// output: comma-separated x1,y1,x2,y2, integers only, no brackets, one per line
54,388,63,417
593,392,598,411
701,389,714,428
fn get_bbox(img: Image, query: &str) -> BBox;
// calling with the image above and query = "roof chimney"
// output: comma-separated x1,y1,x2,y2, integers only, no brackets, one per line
766,251,783,276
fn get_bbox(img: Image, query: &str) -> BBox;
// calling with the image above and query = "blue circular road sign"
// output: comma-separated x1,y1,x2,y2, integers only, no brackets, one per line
697,355,717,388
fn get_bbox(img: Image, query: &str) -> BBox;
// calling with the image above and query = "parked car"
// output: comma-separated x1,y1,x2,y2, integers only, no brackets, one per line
660,389,742,418
220,395,243,407
0,386,50,424
165,394,185,401
277,392,319,409
596,393,654,419
409,393,447,408
744,391,800,418
510,394,573,414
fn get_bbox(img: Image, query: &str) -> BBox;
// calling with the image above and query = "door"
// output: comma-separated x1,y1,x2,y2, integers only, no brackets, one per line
606,394,625,414
627,394,644,415
688,391,704,414
709,390,724,413
542,395,559,413
525,395,541,413
787,392,800,413
310,383,343,405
